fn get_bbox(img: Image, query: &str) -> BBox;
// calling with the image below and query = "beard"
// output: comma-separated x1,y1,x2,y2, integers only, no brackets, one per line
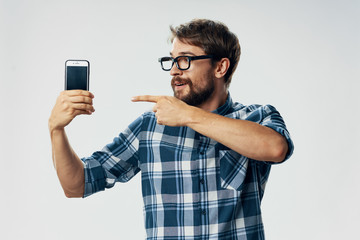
171,75,215,106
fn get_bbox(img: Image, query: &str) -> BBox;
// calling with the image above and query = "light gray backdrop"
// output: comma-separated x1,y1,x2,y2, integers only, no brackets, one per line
1,0,359,239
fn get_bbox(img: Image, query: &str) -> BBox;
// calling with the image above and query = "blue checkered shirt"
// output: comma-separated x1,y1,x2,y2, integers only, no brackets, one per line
82,94,294,240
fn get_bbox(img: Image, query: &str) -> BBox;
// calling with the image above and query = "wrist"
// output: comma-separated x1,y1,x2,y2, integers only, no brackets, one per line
48,118,64,134
183,106,200,127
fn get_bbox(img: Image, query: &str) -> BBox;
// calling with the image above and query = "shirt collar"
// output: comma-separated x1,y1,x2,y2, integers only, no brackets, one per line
211,92,233,116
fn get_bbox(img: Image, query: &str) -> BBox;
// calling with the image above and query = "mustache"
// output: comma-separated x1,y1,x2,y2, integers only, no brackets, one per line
171,76,191,85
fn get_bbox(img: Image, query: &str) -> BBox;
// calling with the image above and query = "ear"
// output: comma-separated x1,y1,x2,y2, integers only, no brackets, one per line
214,58,230,79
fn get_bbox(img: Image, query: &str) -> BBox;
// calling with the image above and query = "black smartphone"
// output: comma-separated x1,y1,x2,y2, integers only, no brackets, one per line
65,60,90,90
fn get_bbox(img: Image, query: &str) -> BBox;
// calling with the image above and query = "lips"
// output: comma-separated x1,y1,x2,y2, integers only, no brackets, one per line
173,81,188,91
174,82,187,86
172,77,190,89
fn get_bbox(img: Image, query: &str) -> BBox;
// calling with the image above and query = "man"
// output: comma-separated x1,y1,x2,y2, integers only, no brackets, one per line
49,19,294,239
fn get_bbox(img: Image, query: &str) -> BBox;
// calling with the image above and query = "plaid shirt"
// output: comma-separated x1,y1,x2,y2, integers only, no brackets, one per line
82,94,294,240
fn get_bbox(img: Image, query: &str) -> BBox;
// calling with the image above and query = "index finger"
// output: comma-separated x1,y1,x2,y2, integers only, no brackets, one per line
64,90,94,98
131,95,159,103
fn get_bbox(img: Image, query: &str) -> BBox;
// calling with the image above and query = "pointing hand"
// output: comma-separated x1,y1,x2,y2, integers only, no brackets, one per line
132,95,192,126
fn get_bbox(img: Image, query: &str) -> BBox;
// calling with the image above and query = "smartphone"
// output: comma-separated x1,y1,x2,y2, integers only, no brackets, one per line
65,60,90,90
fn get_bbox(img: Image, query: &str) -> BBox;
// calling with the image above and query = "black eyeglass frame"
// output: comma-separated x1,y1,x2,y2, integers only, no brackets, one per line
158,55,214,71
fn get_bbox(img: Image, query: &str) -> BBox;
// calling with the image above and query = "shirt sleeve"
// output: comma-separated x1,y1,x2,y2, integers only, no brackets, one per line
259,104,294,163
81,115,143,198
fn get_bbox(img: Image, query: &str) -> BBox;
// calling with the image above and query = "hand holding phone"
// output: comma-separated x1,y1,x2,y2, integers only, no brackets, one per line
65,60,90,91
49,90,95,132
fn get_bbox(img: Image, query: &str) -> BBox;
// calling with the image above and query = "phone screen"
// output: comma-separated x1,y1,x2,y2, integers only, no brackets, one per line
66,66,88,90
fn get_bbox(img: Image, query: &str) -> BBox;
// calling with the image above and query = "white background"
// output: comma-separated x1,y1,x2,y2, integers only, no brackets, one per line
1,0,359,239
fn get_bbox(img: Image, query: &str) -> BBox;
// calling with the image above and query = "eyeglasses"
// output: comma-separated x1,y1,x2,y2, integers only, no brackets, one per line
158,55,214,71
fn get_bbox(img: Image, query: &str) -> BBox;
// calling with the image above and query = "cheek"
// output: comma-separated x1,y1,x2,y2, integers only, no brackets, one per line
185,64,214,87
190,65,214,81
194,73,213,88
186,71,203,87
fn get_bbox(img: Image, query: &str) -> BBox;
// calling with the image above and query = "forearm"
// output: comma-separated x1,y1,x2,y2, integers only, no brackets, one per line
48,90,94,197
50,128,84,197
186,107,288,162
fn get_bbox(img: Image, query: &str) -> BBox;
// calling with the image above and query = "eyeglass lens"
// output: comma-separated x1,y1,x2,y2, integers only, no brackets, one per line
162,56,190,70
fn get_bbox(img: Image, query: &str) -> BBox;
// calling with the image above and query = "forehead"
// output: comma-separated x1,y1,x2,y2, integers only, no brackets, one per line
170,37,205,56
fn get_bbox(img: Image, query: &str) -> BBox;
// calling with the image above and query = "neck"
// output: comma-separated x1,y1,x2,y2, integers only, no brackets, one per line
197,84,228,112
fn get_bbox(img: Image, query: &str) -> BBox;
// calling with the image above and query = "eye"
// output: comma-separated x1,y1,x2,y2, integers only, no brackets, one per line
177,57,190,69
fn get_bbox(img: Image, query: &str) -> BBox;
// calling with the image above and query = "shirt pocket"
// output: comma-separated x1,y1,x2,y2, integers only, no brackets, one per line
219,150,248,191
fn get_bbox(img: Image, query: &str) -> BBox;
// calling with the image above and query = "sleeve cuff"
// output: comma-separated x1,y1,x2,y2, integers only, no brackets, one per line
82,157,107,198
262,123,294,164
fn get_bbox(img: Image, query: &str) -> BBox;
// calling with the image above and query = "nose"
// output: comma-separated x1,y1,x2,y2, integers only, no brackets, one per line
170,63,182,76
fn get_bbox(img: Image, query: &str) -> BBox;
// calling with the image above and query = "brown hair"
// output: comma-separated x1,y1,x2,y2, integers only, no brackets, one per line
170,19,241,88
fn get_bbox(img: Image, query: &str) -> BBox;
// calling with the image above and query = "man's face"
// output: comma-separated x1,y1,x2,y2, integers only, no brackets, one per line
170,38,215,106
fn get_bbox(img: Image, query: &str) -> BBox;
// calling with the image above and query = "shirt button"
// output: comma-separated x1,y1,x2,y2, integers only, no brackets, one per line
200,150,205,155
200,179,205,184
201,209,206,215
